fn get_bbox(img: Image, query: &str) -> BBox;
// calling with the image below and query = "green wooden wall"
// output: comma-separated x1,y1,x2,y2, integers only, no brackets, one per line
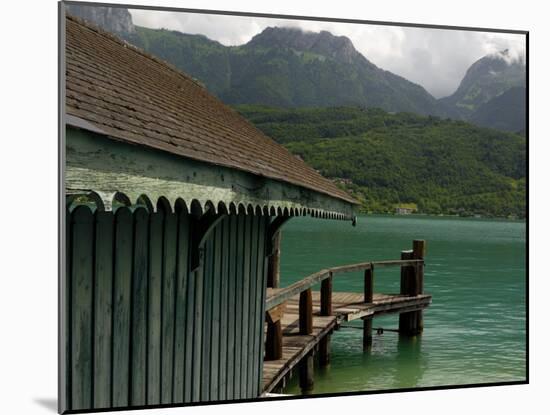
64,205,269,411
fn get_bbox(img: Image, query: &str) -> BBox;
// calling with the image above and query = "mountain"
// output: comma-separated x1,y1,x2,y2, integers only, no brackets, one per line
236,105,526,218
218,27,447,116
65,6,527,132
66,4,135,35
63,5,526,218
439,51,526,120
65,5,447,117
469,86,526,133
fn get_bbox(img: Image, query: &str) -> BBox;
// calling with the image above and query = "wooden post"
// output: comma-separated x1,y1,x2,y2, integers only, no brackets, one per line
400,250,414,296
265,304,285,360
364,267,373,303
299,289,313,335
412,240,426,333
299,351,314,393
412,240,425,296
267,231,282,288
319,334,331,366
363,318,373,350
320,274,332,316
363,266,374,350
265,320,282,361
399,241,426,336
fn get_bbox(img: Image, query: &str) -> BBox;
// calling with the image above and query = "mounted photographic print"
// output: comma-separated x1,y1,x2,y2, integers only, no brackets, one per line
59,1,527,413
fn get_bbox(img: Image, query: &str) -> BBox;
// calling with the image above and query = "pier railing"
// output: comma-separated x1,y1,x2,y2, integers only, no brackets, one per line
264,240,426,360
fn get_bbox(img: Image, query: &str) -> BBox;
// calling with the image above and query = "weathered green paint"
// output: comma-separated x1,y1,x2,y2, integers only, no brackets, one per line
147,212,163,405
218,219,230,401
254,217,268,396
130,208,149,406
247,216,259,397
65,126,355,220
241,216,251,399
191,256,203,402
65,206,271,411
200,234,213,401
64,205,72,411
183,220,196,403
112,208,133,407
161,212,177,404
71,206,94,410
93,211,114,408
258,222,269,396
226,217,237,399
234,216,244,399
173,211,189,402
210,226,222,400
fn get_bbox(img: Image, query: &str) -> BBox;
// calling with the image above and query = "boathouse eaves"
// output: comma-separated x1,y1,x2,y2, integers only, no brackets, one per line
66,124,355,220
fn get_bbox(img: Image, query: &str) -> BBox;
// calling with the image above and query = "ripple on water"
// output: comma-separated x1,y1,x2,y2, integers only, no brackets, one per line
280,215,526,394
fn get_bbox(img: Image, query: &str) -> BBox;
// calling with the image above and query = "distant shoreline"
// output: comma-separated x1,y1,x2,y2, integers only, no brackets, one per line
357,212,526,222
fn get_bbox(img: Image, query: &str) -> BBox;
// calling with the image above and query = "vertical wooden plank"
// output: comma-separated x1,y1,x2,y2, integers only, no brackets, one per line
130,208,149,406
210,224,223,400
112,207,133,408
233,215,244,399
320,275,332,316
226,216,237,399
253,217,267,396
299,289,313,335
183,217,196,403
70,206,94,410
64,206,73,411
147,211,164,405
218,218,230,401
246,215,259,397
257,217,269,396
161,212,177,404
200,233,214,401
173,211,189,403
191,222,204,402
240,216,251,398
93,211,114,409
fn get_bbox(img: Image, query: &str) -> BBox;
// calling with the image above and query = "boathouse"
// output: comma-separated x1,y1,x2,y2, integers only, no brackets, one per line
61,13,359,412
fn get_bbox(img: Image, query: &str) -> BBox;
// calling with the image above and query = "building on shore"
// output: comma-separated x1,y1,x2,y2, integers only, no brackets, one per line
395,206,415,215
61,10,358,412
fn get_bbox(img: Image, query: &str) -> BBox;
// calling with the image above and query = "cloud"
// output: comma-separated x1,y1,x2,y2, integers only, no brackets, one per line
129,8,526,98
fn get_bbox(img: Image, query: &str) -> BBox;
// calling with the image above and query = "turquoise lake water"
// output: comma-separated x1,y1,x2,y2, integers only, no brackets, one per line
279,215,526,394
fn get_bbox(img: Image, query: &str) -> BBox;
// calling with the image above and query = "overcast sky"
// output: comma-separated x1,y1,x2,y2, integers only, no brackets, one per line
129,9,526,98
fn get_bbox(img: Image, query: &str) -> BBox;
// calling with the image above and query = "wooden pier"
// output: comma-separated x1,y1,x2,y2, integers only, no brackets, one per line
262,240,431,394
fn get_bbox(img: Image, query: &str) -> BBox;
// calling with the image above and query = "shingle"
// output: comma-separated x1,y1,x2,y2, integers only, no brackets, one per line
65,15,359,205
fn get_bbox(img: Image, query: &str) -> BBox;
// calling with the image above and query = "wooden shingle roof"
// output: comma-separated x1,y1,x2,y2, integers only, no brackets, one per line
65,15,358,206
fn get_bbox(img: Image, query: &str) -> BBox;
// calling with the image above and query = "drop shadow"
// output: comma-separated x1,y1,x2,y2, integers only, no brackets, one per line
34,398,57,413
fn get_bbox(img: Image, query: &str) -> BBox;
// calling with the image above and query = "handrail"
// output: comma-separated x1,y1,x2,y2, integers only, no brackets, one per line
265,258,424,310
263,240,427,362
330,259,423,274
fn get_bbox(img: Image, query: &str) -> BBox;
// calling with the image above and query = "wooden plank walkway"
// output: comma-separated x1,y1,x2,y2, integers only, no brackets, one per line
262,290,432,393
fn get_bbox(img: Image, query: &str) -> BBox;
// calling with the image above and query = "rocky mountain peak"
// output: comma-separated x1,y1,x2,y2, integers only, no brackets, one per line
247,26,360,64
65,4,135,35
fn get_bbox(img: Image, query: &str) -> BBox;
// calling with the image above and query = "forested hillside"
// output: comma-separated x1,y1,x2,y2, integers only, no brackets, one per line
237,106,526,218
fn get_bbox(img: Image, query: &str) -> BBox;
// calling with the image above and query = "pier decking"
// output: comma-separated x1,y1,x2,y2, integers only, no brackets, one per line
261,240,430,395
262,291,432,393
